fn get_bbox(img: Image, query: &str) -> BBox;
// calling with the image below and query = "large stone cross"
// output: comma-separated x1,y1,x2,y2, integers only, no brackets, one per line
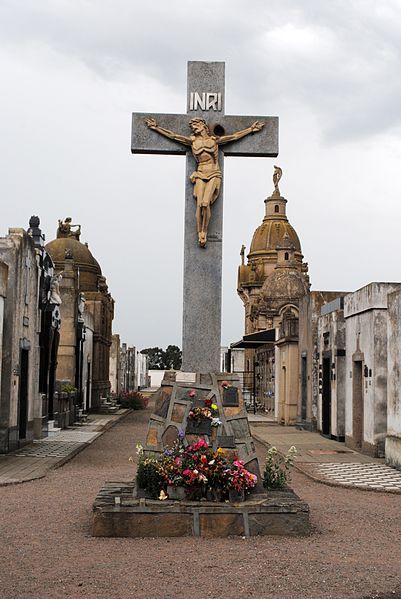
131,61,278,373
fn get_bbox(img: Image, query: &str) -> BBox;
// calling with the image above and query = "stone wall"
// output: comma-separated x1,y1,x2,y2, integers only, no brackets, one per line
109,334,120,395
298,291,346,432
82,310,94,410
386,288,401,470
0,230,41,452
55,257,78,384
0,262,8,412
344,282,401,456
317,300,346,440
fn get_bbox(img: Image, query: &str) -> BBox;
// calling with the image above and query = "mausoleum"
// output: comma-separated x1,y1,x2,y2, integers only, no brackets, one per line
46,219,114,410
236,171,310,423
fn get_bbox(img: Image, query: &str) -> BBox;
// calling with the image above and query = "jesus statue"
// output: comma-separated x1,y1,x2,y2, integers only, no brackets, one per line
144,117,264,247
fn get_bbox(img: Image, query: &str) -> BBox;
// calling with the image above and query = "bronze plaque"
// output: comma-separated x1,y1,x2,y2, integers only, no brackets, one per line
222,387,239,406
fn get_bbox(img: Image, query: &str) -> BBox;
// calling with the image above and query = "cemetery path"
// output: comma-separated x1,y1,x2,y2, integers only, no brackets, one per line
0,406,400,599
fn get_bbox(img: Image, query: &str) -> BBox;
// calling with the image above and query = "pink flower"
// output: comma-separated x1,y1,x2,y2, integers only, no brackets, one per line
188,389,196,398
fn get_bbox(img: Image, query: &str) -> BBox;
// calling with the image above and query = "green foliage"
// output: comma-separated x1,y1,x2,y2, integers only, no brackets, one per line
141,345,182,370
141,347,164,369
136,457,165,499
262,446,297,490
61,383,77,393
117,391,149,410
163,345,182,370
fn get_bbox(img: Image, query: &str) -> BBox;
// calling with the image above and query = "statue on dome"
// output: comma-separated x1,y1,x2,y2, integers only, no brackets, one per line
273,165,282,195
57,217,81,241
240,244,246,266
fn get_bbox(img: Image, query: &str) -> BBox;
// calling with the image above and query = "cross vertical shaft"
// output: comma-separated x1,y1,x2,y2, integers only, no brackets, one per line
182,62,225,372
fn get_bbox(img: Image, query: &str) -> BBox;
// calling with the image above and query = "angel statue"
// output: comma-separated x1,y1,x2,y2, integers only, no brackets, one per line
273,165,282,195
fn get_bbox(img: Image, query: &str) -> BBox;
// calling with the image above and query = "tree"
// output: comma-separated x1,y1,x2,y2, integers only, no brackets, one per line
162,345,182,370
141,347,164,369
141,345,182,370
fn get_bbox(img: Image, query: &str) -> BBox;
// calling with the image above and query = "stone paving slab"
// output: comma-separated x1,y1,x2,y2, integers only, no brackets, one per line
14,440,85,458
0,410,130,486
39,431,101,444
251,425,383,464
249,423,401,494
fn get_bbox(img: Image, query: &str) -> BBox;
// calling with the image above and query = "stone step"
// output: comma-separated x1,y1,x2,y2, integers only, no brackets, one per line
47,420,62,436
47,427,62,437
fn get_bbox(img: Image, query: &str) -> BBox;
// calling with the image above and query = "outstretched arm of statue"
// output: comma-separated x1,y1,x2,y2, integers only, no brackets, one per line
217,121,265,145
144,117,192,146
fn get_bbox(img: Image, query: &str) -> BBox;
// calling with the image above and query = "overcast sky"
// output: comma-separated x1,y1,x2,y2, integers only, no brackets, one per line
1,0,401,350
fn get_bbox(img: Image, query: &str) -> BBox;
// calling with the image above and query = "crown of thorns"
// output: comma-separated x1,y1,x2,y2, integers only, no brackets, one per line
189,118,209,133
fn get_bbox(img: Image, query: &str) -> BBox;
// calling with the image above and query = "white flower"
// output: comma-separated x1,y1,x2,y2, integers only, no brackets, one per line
135,442,144,456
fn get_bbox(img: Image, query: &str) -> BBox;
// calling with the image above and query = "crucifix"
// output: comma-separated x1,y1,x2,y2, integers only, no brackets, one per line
131,61,278,373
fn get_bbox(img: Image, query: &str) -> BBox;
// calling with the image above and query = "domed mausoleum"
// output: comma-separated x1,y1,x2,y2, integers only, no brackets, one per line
46,219,114,411
237,169,309,424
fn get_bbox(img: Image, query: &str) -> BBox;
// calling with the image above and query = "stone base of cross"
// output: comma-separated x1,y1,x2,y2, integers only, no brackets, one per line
131,62,278,372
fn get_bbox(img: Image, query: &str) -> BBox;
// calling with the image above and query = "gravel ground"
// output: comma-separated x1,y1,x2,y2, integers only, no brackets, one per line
0,405,400,599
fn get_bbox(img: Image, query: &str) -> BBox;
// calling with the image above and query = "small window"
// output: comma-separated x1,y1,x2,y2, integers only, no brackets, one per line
274,205,279,213
284,252,289,260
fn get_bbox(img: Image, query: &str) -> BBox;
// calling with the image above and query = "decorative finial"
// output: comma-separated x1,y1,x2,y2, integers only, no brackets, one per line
29,216,40,229
240,244,246,266
273,165,282,196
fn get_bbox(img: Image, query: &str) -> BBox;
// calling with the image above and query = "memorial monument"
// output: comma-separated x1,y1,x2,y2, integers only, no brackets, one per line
132,61,278,373
90,62,310,538
131,61,279,485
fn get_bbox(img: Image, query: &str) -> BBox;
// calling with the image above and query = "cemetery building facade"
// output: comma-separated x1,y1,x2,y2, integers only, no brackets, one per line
237,180,310,424
297,291,347,437
118,343,148,392
343,282,401,457
46,220,114,411
386,287,401,469
296,281,401,467
0,219,60,453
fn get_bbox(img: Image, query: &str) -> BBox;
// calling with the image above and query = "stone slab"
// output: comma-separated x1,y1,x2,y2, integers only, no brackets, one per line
175,372,197,383
92,482,311,538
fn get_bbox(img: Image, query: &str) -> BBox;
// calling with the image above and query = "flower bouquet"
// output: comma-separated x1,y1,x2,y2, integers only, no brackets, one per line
134,437,258,502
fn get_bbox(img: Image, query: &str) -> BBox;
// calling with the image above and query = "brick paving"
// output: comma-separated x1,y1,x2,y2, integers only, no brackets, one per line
308,462,401,493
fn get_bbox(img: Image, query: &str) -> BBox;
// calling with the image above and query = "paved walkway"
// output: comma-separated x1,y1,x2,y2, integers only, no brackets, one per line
0,410,129,486
2,403,400,494
250,420,401,494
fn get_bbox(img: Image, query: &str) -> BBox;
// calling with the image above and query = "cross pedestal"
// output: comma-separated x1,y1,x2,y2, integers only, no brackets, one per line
131,61,278,372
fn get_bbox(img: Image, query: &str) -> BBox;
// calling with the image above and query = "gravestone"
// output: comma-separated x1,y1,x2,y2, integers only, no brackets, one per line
131,61,278,372
145,371,261,485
